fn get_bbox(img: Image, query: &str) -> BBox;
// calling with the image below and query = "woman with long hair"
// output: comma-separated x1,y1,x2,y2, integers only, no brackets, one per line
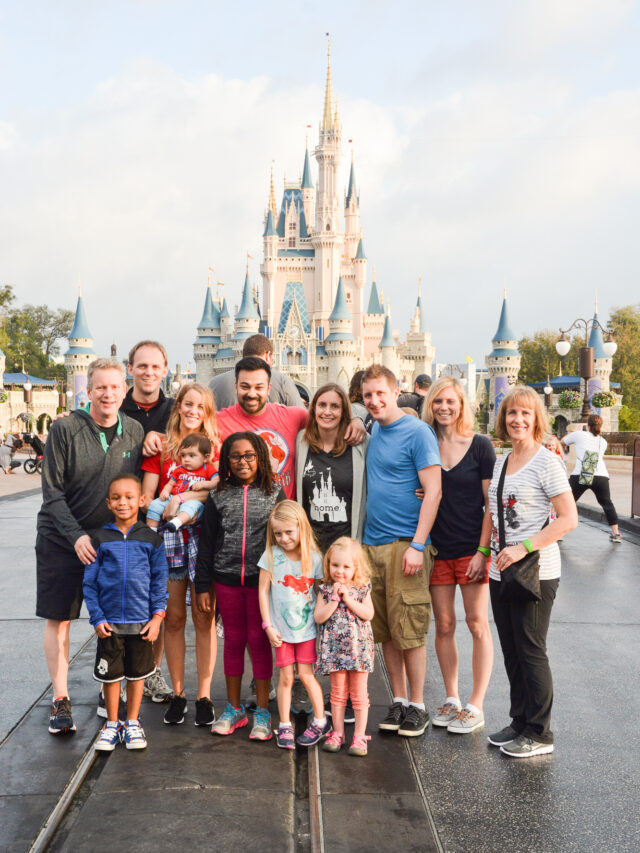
488,387,577,757
422,377,495,734
141,382,221,727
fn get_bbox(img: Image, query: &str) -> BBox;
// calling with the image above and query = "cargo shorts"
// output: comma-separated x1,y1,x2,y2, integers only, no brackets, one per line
364,540,436,650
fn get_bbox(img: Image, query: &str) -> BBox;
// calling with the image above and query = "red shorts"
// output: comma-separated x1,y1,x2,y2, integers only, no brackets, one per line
275,638,317,668
430,554,490,586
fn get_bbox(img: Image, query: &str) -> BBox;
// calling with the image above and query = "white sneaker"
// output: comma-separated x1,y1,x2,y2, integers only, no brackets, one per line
143,668,172,703
447,706,485,734
432,701,461,727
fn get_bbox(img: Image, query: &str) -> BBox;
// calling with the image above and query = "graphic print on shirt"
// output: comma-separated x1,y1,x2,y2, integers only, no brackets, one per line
304,459,348,523
490,491,523,551
274,550,313,631
254,427,290,483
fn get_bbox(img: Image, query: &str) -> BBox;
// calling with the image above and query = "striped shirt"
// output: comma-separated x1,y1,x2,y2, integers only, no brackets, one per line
488,447,570,581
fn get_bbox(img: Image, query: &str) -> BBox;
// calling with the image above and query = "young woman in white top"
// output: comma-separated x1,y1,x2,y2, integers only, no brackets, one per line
561,415,621,543
488,387,577,758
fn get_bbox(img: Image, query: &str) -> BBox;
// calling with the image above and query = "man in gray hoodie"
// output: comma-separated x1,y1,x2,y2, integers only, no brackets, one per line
36,357,144,736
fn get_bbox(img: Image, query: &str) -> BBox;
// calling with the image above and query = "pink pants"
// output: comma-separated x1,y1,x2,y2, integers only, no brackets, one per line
329,670,369,711
215,583,273,680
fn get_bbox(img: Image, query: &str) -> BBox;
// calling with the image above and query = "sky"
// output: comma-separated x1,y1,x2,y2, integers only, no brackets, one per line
2,0,640,371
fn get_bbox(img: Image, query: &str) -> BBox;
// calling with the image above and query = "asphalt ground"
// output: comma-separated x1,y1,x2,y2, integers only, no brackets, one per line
1,491,639,852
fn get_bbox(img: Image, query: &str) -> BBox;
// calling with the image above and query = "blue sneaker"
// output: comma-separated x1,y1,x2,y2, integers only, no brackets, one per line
296,718,332,747
276,725,295,749
122,719,147,750
210,702,248,736
95,721,121,752
249,706,272,741
48,697,76,735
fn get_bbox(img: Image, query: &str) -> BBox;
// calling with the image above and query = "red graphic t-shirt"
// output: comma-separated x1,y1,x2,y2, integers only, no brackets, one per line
217,403,308,499
141,441,220,492
169,462,217,495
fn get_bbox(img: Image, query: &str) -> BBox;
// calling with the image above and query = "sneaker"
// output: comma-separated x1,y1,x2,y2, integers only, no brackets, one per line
322,731,345,753
122,719,148,750
296,718,332,747
163,695,187,725
97,689,127,721
210,702,248,736
94,721,121,751
447,707,485,734
348,734,371,757
194,697,215,727
500,734,554,758
245,678,276,712
398,705,430,737
610,533,622,543
249,707,273,741
487,725,520,747
324,697,356,724
143,668,173,703
48,697,76,735
291,679,312,715
276,725,295,749
378,701,407,732
432,701,461,728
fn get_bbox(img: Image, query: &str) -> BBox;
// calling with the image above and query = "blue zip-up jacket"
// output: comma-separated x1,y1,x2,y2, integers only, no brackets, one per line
83,522,168,628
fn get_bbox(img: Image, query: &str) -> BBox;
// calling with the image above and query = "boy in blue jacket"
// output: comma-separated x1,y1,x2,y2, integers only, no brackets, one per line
83,474,168,751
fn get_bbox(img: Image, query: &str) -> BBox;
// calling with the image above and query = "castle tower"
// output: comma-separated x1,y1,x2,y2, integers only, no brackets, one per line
363,270,386,359
486,292,521,427
587,298,616,427
325,277,357,390
301,144,315,226
194,284,222,386
344,150,360,261
310,40,343,335
379,313,399,376
402,280,435,382
65,288,96,410
219,297,233,340
234,267,261,341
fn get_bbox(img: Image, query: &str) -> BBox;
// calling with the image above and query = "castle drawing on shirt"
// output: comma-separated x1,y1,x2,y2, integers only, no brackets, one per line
305,461,347,523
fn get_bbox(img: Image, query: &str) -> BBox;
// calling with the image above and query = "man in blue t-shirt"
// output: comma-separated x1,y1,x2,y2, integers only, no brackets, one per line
362,364,441,738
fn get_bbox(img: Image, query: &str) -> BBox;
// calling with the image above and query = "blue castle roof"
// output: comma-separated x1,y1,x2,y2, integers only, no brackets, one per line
263,209,277,237
588,313,608,359
492,296,516,342
69,295,93,340
301,148,313,189
355,238,366,260
346,159,358,207
329,278,352,322
416,294,427,333
366,280,383,315
236,272,259,320
380,315,395,347
220,298,230,318
197,286,219,329
278,282,311,334
3,372,56,386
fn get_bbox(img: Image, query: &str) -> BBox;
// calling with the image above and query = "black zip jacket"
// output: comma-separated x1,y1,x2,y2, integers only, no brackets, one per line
37,409,144,547
194,480,285,591
120,387,174,435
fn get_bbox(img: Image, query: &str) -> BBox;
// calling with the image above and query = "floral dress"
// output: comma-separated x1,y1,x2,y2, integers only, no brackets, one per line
315,583,374,674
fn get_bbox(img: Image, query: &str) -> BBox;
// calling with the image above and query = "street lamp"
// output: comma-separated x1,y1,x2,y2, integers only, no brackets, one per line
544,377,553,410
555,316,616,421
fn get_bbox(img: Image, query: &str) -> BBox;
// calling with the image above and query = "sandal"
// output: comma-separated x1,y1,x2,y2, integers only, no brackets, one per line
322,730,345,753
348,734,371,757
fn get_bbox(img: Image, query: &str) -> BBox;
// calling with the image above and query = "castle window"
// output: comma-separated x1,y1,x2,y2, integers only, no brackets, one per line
326,223,330,231
289,238,296,247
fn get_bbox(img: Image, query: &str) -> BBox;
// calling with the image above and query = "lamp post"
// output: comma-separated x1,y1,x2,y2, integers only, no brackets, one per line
544,376,553,410
556,318,617,421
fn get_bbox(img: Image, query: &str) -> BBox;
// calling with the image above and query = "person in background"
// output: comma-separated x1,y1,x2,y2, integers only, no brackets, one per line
398,374,432,415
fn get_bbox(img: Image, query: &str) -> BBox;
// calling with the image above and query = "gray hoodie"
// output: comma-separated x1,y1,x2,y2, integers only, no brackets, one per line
37,409,144,547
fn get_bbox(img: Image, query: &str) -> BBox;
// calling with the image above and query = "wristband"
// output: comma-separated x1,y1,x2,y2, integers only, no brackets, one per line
522,539,534,553
330,594,341,602
261,621,272,630
410,541,426,552
476,546,491,557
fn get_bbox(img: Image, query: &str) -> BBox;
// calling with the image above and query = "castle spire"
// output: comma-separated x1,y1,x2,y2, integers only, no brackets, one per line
492,293,516,343
269,163,277,218
301,144,313,189
69,291,93,340
322,37,337,132
237,268,259,320
345,151,357,208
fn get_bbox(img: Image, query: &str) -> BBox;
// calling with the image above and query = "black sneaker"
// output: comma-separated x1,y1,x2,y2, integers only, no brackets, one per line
194,697,215,727
49,697,76,735
291,678,312,715
324,696,356,724
398,705,429,737
164,695,187,725
378,701,407,732
487,725,521,747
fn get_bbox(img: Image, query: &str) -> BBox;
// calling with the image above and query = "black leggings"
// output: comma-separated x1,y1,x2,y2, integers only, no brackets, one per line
569,474,618,526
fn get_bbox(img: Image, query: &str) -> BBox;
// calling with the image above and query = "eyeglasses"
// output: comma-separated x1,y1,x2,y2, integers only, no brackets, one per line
229,452,257,463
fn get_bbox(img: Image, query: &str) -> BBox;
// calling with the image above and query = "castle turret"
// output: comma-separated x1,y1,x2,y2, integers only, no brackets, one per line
65,288,96,410
324,277,356,390
379,313,398,375
219,297,233,340
402,280,434,382
486,291,521,427
344,151,360,260
194,284,222,386
301,144,315,226
234,267,261,340
363,269,386,358
587,298,617,427
351,236,367,343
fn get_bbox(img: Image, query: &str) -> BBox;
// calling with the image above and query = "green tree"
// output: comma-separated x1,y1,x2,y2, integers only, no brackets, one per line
0,285,15,353
518,329,583,385
609,304,640,419
4,304,74,382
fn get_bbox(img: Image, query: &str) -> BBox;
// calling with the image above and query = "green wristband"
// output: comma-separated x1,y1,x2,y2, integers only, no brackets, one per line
522,539,534,553
476,546,490,557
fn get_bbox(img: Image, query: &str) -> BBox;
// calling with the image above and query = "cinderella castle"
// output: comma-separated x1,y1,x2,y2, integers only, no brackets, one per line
192,46,435,396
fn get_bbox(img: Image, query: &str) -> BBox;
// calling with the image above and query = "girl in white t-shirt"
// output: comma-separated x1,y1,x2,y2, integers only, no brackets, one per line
561,415,621,543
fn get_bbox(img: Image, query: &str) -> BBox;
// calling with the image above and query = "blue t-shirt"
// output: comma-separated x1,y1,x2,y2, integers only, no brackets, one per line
258,545,324,644
363,415,441,546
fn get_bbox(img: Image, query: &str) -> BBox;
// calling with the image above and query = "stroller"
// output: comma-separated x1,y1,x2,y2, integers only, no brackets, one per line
22,433,45,475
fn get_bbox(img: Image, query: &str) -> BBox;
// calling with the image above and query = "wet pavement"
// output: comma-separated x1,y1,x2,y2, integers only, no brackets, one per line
1,491,639,852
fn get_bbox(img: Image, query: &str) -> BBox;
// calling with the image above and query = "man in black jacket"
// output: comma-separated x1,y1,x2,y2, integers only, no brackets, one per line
36,357,144,736
120,340,173,439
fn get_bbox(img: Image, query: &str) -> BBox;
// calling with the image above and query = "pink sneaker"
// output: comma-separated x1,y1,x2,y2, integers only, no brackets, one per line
322,731,345,753
348,734,371,757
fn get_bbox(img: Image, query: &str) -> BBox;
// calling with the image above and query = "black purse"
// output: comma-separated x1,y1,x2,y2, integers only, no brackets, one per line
496,454,544,603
